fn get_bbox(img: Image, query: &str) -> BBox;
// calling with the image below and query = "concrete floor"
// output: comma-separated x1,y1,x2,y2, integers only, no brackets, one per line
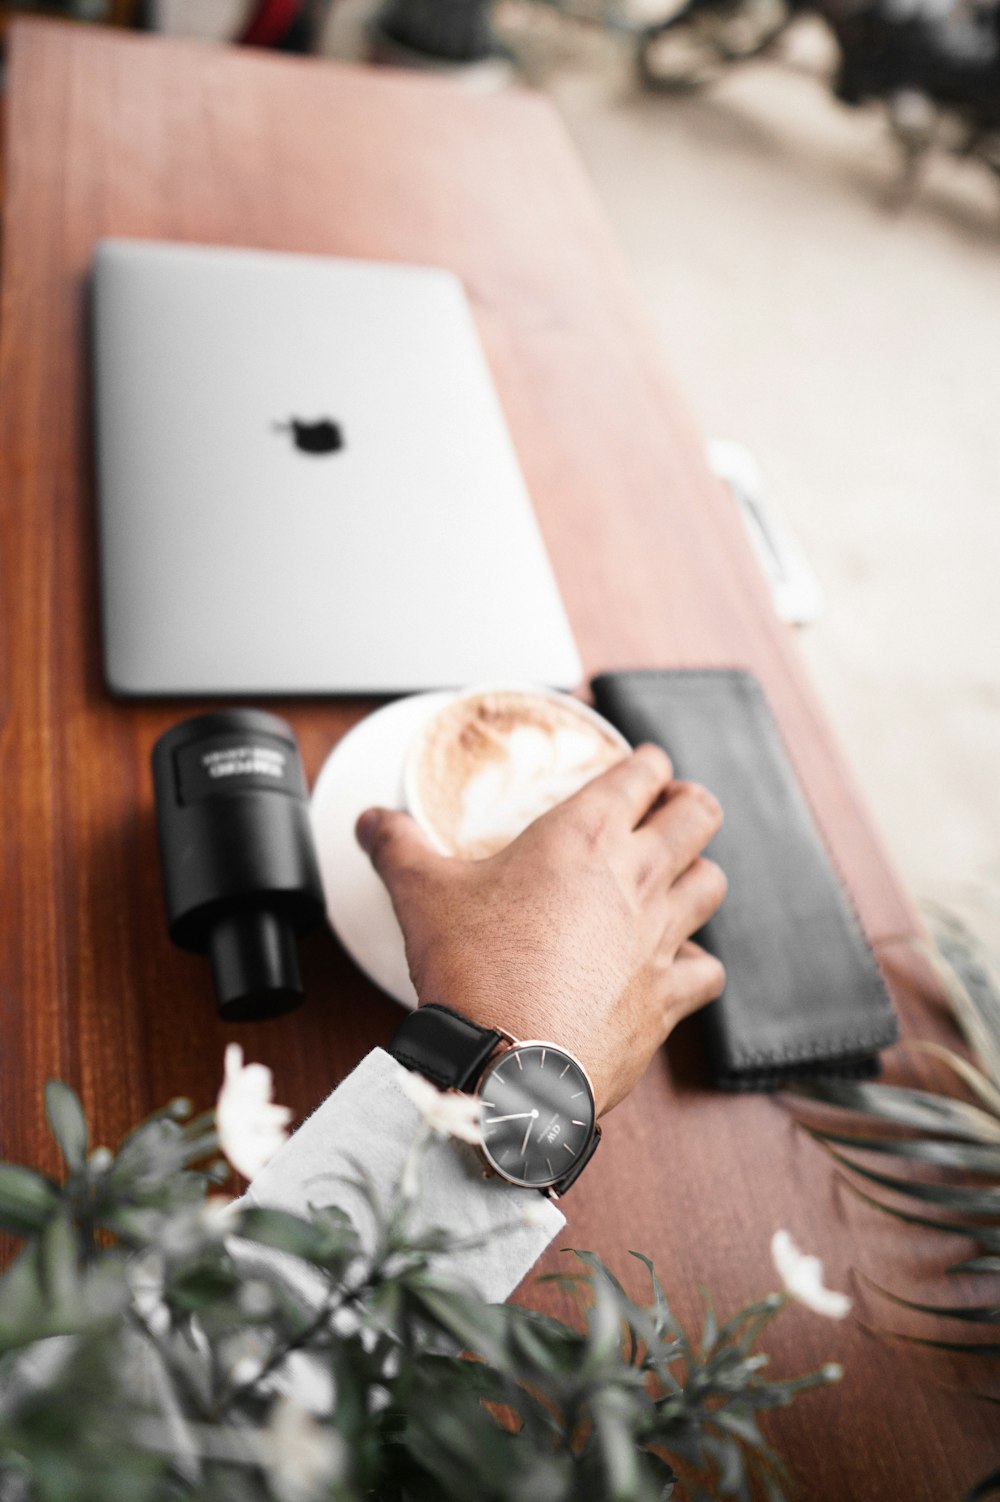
328,2,1000,958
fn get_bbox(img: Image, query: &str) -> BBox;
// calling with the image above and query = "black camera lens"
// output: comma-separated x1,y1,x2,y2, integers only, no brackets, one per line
152,709,325,1021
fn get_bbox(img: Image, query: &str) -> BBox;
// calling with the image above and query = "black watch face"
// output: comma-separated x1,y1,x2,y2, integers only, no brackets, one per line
478,1044,596,1189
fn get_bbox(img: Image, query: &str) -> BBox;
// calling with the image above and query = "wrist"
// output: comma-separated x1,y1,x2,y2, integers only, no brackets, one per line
388,1004,602,1196
414,965,556,1040
415,988,610,1118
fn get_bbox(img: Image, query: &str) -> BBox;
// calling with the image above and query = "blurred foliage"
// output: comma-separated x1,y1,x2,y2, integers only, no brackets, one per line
789,911,1000,1502
0,1079,839,1501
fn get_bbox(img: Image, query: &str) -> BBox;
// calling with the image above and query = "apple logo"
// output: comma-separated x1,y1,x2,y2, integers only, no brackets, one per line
273,417,344,455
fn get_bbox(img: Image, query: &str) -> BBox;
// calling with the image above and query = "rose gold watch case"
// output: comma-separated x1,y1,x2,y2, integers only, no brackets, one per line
473,1036,600,1196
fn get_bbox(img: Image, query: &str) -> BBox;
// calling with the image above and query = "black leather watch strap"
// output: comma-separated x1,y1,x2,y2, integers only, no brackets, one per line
387,1003,503,1093
551,1124,601,1197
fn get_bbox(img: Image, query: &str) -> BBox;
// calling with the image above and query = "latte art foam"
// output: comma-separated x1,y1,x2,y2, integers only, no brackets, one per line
408,691,628,860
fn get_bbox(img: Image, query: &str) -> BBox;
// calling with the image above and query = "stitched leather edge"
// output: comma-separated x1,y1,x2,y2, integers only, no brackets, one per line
391,1043,453,1091
592,668,900,1074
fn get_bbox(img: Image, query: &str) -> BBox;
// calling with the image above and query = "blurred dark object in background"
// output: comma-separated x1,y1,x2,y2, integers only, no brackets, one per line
0,0,137,27
237,0,326,50
369,0,509,65
638,0,1000,196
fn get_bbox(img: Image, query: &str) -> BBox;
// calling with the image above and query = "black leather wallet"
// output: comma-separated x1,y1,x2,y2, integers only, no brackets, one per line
592,669,898,1090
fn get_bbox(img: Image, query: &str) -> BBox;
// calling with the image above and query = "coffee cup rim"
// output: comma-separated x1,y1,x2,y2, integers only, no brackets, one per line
403,682,631,858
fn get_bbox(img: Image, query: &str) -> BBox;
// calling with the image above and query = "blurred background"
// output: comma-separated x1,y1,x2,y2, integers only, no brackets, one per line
2,0,998,955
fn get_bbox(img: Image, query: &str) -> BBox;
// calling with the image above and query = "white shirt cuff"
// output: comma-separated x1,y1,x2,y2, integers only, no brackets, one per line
243,1046,565,1305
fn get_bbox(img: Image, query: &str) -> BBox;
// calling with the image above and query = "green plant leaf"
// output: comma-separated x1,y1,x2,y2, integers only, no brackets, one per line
922,925,1000,1093
702,1351,772,1398
569,1251,638,1365
715,1296,784,1353
581,1276,628,1378
591,1385,642,1500
568,1250,630,1302
713,1407,764,1448
44,1081,89,1171
169,1263,243,1313
761,1473,790,1502
790,1080,1000,1143
887,1334,1000,1357
860,1275,1000,1323
0,1245,44,1336
95,1205,169,1246
0,1164,60,1237
825,1144,1000,1214
740,1368,838,1408
638,1449,677,1501
335,1156,391,1245
702,1431,746,1496
838,1175,1000,1250
628,1251,685,1351
40,1208,80,1305
236,1205,356,1270
0,1254,125,1352
0,1079,844,1502
310,1203,360,1242
907,1041,1000,1119
416,1350,520,1411
504,1306,581,1381
405,1276,511,1372
697,1285,718,1358
399,1365,544,1500
109,1117,188,1188
807,1125,1000,1175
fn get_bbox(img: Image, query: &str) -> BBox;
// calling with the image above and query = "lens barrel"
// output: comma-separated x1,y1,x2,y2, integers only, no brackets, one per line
152,709,324,1021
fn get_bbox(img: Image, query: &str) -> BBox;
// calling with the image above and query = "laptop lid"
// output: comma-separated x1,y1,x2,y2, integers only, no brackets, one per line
92,239,583,696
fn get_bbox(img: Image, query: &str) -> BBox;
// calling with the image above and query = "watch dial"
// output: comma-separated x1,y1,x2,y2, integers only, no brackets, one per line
478,1045,596,1189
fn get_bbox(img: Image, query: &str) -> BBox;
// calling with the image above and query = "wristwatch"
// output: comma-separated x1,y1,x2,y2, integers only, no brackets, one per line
387,1003,601,1199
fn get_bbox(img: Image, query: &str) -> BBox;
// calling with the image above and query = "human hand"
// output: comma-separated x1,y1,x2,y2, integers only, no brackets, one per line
355,745,726,1117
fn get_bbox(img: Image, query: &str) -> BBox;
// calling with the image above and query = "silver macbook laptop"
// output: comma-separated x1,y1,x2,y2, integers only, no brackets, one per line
92,239,582,696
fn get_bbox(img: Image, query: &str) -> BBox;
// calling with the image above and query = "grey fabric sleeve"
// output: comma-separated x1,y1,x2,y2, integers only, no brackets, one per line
242,1047,565,1305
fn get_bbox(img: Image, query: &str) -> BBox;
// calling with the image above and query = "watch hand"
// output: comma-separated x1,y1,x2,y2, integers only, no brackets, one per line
519,1110,539,1156
483,1113,537,1127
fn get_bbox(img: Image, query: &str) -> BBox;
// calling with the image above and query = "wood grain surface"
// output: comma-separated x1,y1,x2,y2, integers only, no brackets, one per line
0,19,990,1496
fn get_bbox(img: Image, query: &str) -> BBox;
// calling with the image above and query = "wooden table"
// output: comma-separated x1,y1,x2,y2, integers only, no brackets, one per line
0,18,990,1496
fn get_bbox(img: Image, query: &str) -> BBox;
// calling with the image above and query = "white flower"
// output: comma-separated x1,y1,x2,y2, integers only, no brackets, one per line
156,1194,239,1260
281,1352,336,1419
238,1279,275,1319
519,1199,554,1230
263,1395,344,1502
201,1194,239,1232
223,1328,271,1388
771,1229,852,1319
330,1305,361,1338
216,1044,293,1181
128,1250,170,1337
400,1146,422,1202
398,1070,483,1146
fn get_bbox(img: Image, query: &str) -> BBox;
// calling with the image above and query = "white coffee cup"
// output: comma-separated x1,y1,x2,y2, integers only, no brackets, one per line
404,684,630,860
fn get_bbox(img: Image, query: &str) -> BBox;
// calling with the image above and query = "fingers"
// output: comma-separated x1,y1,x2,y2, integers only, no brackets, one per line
355,807,443,890
660,857,727,949
634,780,723,886
561,743,673,834
667,940,726,1021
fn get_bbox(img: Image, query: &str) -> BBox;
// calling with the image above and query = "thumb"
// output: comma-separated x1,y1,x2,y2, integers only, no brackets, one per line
355,807,440,889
